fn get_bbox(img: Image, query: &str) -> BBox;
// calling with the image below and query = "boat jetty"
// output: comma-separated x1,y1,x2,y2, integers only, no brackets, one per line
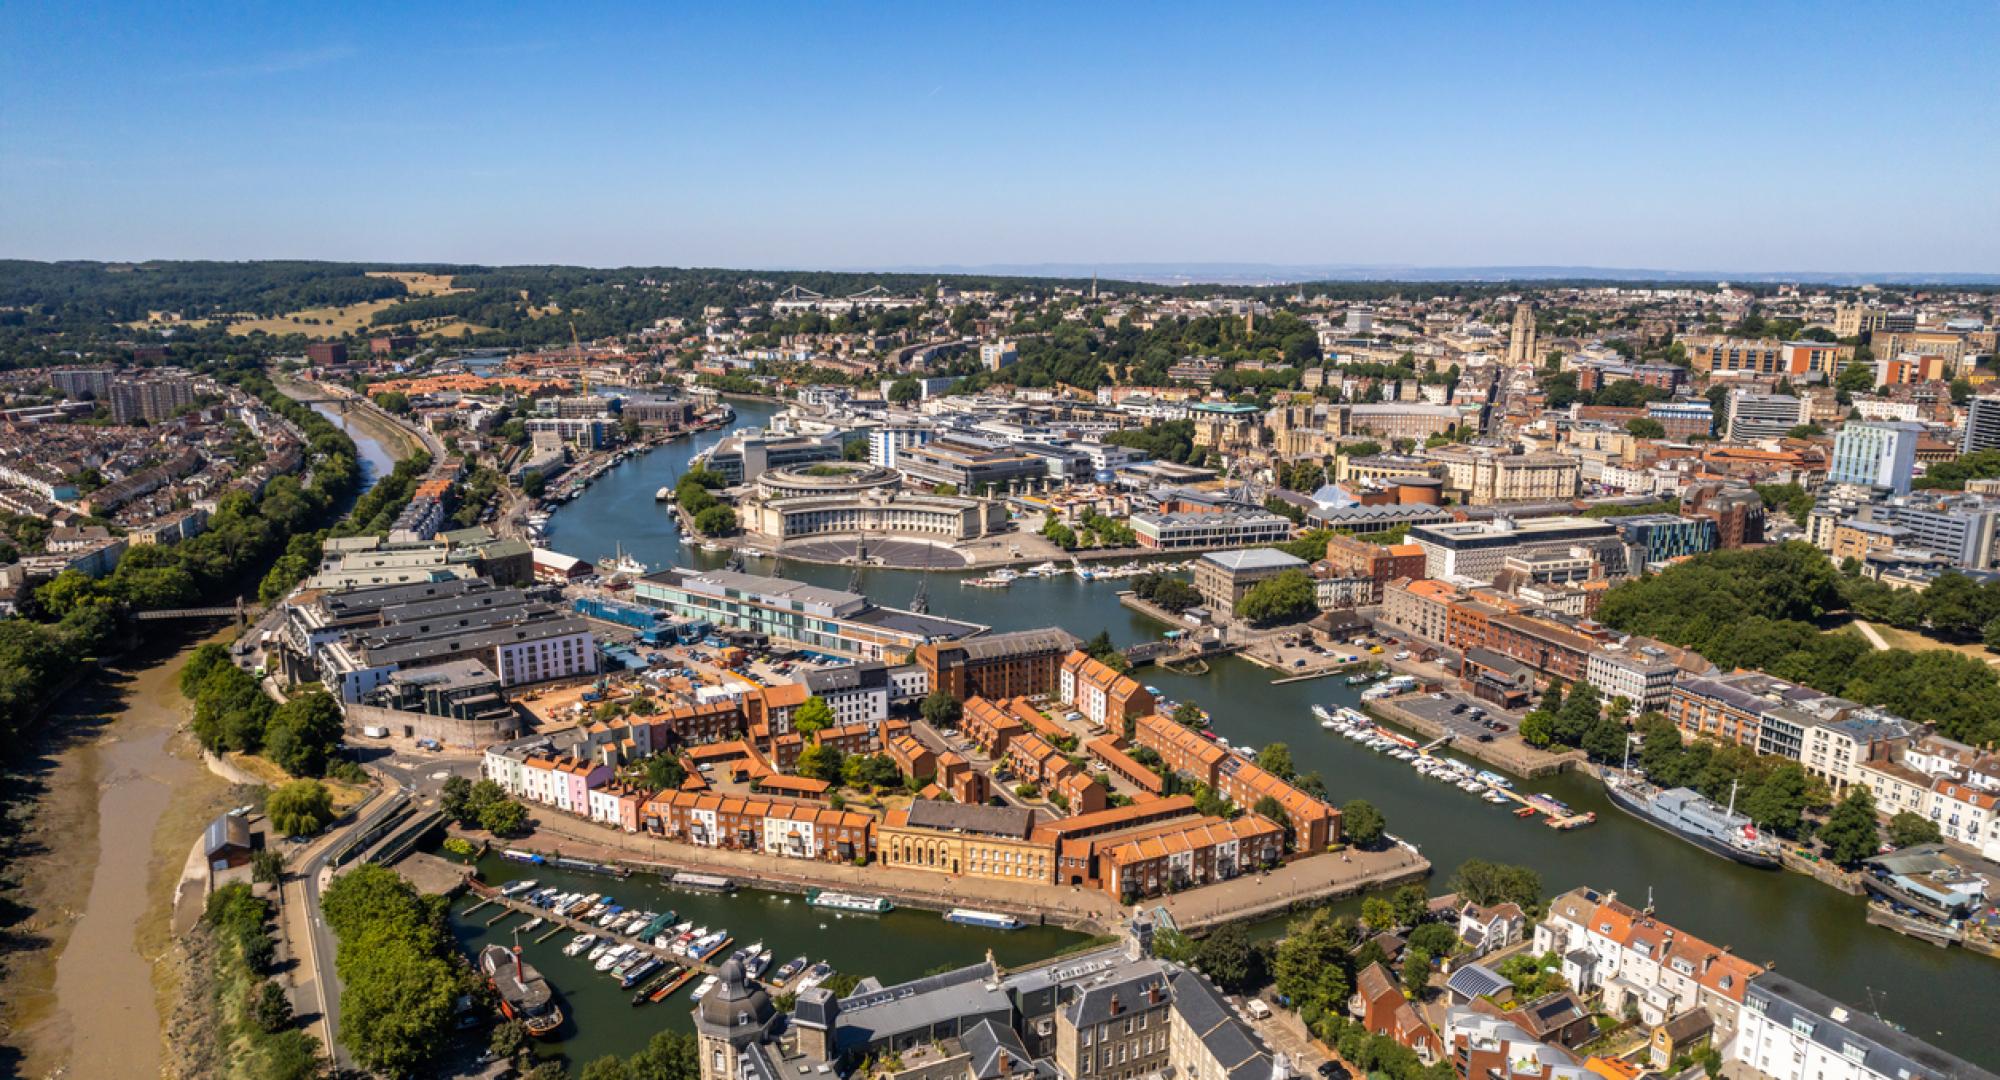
1314,704,1595,830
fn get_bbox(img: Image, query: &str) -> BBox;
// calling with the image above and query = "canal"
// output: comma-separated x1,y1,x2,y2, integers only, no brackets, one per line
447,853,1087,1066
543,399,1999,1066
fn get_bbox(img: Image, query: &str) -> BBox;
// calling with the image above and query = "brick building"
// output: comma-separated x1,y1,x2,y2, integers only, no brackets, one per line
878,801,1052,884
640,789,874,862
915,627,1081,701
1059,651,1155,731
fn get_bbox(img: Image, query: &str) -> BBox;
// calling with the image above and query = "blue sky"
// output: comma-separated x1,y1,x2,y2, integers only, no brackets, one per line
3,2,1995,272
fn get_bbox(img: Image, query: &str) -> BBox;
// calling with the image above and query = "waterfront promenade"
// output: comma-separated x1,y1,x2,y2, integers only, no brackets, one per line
480,813,1429,935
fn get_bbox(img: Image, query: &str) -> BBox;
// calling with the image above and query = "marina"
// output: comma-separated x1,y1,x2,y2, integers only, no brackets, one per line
531,397,2000,1068
1312,704,1596,829
446,851,1086,1064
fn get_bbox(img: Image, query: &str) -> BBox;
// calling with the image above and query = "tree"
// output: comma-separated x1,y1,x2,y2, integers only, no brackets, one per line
1192,922,1254,991
1887,811,1941,849
266,780,334,837
1401,947,1432,998
888,377,922,404
479,797,528,837
1253,795,1292,843
1271,908,1354,1014
793,695,835,736
1256,742,1295,780
1580,717,1629,763
1741,762,1811,836
264,688,344,778
1391,883,1429,928
440,775,474,824
253,978,294,1033
1341,799,1386,848
1448,859,1542,909
1539,681,1564,716
251,848,286,886
489,1019,528,1063
920,691,962,728
1041,518,1078,550
1819,787,1881,867
1553,681,1601,746
1236,569,1317,623
587,1031,700,1080
520,469,547,498
1361,896,1397,931
1625,418,1666,439
693,505,738,536
797,741,846,783
1172,701,1205,728
1407,922,1460,957
645,754,688,791
1519,710,1556,748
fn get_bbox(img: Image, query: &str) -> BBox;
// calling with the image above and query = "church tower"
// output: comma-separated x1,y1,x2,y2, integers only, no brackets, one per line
695,958,778,1080
1508,302,1538,367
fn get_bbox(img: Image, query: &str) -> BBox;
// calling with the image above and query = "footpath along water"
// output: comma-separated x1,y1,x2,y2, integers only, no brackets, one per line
542,398,2000,1067
448,852,1086,1066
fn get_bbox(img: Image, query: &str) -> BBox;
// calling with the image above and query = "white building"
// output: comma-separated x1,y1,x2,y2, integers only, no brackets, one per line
1732,973,1993,1080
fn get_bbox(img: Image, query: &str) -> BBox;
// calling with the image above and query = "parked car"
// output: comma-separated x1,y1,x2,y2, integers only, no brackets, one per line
361,725,390,738
416,738,443,752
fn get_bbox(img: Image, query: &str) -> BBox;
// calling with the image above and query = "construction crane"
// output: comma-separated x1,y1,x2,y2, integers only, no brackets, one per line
570,319,590,395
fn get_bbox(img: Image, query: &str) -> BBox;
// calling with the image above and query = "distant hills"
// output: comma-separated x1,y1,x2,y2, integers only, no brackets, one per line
863,262,2000,287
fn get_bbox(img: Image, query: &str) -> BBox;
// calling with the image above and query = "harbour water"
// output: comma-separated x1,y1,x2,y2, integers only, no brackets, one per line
542,398,2000,1067
447,852,1086,1066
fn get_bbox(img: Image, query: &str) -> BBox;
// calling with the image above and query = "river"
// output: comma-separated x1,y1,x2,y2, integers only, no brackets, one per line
536,397,1999,1066
448,853,1086,1067
311,401,399,492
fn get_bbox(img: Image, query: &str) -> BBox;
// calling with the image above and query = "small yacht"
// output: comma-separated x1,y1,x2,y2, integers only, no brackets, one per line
564,933,597,957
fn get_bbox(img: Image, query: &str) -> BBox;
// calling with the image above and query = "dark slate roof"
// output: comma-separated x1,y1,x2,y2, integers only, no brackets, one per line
948,627,1081,661
1746,973,1998,1080
906,799,1036,839
802,661,889,694
962,1018,1033,1080
1167,969,1272,1080
1062,961,1171,1028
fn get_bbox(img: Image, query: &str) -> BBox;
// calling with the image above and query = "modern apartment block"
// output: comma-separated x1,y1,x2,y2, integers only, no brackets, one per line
1828,420,1921,494
1962,395,2000,455
635,567,983,661
1726,390,1807,440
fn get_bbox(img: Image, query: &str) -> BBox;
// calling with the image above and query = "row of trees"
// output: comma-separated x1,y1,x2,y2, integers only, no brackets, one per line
179,645,346,777
1594,542,2000,746
200,882,323,1079
441,775,530,836
321,865,474,1075
1131,571,1201,612
1841,565,2000,649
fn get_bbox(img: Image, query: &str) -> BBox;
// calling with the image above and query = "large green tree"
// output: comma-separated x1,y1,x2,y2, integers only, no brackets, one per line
1819,788,1881,866
264,688,344,778
266,780,334,837
1236,569,1317,623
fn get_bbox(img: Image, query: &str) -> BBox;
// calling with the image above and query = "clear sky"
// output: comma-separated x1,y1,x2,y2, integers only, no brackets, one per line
3,2,1996,273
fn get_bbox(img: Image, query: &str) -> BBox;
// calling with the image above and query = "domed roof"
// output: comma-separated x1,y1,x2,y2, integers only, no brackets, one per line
696,956,775,1035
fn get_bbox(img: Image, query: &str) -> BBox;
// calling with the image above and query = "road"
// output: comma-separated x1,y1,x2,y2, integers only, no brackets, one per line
290,747,480,1067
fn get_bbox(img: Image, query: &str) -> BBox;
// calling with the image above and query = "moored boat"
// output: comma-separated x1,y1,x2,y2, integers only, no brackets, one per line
481,944,563,1037
944,908,1025,931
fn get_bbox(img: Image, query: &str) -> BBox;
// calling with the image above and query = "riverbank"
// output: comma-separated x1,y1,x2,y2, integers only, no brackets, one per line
271,371,430,462
0,629,244,1079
